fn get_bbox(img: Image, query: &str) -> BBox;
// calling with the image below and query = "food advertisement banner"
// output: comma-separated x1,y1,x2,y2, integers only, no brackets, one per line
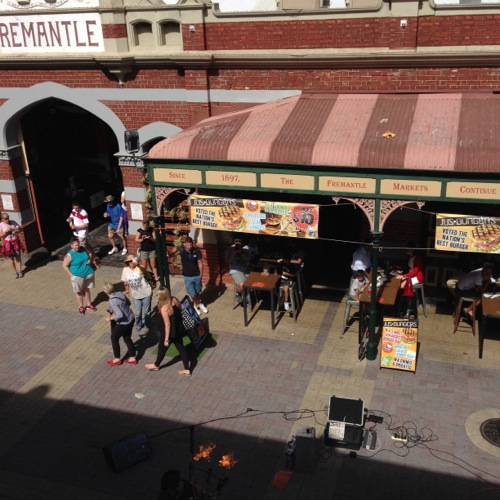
435,214,500,254
189,195,319,239
380,318,418,372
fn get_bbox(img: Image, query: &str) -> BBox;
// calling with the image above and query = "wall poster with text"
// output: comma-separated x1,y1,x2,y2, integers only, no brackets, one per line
435,214,500,254
189,195,319,239
380,318,418,372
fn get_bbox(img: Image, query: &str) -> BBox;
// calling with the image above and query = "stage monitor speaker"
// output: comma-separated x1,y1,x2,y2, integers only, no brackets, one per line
124,129,140,153
103,432,152,473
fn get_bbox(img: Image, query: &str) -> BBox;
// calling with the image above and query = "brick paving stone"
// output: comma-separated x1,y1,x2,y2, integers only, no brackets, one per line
1,256,500,499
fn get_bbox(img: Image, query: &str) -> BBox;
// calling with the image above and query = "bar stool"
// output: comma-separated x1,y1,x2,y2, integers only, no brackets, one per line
279,282,300,321
412,283,427,317
233,283,258,309
343,297,359,331
453,296,477,336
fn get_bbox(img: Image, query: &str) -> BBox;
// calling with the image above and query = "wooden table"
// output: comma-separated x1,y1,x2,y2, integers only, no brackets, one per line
479,294,500,359
358,277,401,343
242,271,281,330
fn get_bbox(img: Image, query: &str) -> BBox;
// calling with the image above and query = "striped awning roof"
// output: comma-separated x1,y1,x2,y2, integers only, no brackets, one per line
148,93,500,173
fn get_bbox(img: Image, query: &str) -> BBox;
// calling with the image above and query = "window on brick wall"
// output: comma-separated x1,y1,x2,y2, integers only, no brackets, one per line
159,21,182,50
132,21,153,47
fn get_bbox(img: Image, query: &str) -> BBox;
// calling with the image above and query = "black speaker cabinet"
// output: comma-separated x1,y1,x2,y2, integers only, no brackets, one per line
124,129,140,153
103,432,152,472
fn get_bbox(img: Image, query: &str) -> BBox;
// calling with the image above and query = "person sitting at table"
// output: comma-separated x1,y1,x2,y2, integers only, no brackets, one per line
396,242,424,319
225,237,250,305
279,246,305,311
349,270,369,303
456,262,495,319
351,238,371,278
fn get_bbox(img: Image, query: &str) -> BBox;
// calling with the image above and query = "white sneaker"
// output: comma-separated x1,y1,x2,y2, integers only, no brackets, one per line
108,247,118,255
284,302,290,311
121,248,128,256
199,303,208,314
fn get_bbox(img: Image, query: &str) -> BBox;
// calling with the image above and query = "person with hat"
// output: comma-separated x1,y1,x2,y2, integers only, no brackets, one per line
103,194,127,256
121,254,153,333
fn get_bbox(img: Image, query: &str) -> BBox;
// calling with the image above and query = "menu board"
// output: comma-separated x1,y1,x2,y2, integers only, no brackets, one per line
189,195,319,239
435,214,500,254
380,318,418,372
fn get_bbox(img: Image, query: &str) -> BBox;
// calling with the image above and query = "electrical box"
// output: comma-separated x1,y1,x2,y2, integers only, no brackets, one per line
294,427,316,473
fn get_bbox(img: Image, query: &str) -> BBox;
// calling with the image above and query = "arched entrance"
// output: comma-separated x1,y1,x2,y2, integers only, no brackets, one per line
19,98,122,249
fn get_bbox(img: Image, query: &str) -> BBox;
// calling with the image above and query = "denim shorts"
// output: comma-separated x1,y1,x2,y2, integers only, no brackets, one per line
184,275,202,297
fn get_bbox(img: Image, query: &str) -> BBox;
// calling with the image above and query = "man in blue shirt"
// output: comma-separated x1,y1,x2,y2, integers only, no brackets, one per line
103,195,127,255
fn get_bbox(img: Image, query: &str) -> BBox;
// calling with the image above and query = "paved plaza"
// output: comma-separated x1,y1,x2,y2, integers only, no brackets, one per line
0,248,499,499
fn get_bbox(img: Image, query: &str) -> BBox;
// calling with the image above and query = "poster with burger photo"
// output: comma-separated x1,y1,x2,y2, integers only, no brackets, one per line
435,214,500,254
217,204,246,232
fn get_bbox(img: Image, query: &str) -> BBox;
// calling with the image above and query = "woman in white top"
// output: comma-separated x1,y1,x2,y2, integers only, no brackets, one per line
121,254,153,333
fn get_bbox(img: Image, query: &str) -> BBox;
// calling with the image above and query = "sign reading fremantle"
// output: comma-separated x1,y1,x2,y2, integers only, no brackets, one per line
0,1,103,54
0,13,104,53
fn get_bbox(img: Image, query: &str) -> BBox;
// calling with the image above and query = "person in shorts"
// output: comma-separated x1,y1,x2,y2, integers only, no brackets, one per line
172,236,208,314
135,220,159,282
103,194,127,256
66,200,98,266
62,237,97,315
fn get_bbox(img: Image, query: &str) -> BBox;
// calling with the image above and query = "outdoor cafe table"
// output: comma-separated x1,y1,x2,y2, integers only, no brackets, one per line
479,293,500,359
358,276,401,343
242,271,281,330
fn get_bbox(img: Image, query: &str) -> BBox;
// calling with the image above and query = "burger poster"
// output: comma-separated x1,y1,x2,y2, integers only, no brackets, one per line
435,214,500,254
189,195,319,239
380,318,418,372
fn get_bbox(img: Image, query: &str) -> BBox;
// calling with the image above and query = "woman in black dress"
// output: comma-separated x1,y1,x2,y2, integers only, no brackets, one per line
145,287,191,375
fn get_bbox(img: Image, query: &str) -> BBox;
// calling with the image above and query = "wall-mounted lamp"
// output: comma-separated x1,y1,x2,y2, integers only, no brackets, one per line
124,129,145,170
189,25,195,32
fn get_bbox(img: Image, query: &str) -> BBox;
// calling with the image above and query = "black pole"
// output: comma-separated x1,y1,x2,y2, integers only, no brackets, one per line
153,215,170,290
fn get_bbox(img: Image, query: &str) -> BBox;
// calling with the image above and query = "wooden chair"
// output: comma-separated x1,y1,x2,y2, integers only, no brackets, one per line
453,296,477,336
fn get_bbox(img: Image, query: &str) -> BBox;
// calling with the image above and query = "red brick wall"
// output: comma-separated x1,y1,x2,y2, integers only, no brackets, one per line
198,15,500,51
102,24,127,38
209,67,500,92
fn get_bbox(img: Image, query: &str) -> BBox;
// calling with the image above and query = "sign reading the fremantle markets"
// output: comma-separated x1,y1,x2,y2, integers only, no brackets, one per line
189,195,320,239
435,214,500,254
0,13,104,54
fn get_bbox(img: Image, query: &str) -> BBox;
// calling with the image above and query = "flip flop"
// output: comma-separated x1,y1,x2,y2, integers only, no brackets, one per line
178,370,191,377
145,364,159,371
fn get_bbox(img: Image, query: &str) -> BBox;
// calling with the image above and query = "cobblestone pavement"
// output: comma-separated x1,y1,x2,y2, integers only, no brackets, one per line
0,248,499,499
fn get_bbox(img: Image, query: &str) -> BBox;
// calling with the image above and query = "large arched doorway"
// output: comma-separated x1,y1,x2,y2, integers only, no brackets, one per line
19,98,122,249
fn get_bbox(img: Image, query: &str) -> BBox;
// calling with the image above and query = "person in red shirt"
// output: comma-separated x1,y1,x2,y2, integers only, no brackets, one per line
396,242,424,318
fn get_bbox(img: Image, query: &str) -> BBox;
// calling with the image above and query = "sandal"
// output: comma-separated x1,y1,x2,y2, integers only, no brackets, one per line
145,363,159,371
178,370,191,377
124,358,138,365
